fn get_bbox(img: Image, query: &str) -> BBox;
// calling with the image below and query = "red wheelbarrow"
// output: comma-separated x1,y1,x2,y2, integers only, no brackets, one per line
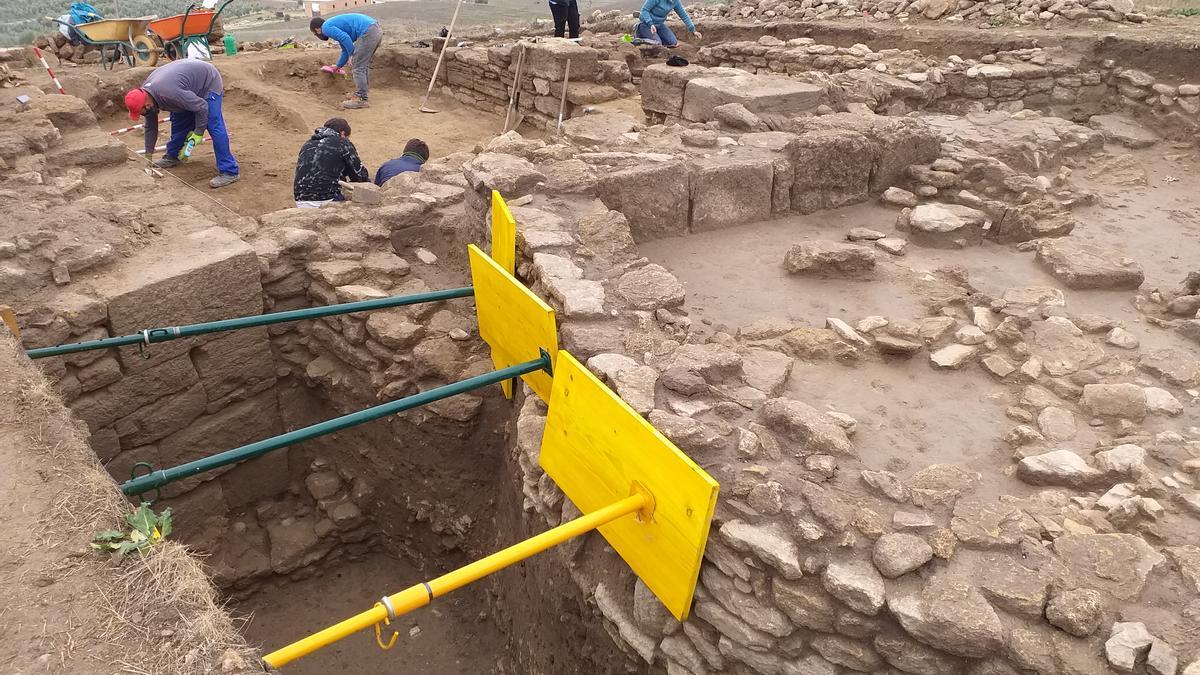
141,0,234,65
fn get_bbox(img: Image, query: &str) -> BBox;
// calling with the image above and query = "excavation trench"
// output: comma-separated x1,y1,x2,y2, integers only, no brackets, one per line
10,23,1200,675
30,64,633,673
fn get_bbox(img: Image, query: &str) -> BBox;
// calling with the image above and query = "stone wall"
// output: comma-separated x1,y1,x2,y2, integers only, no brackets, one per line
693,0,1150,24
687,40,1200,136
443,122,1200,675
364,39,637,130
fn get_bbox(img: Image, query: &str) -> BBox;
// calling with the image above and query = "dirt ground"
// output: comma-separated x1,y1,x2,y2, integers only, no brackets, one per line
103,50,503,218
0,335,258,675
238,553,504,674
643,142,1200,505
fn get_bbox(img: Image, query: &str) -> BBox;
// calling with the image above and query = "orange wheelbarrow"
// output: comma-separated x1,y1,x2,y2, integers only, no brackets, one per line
146,0,234,63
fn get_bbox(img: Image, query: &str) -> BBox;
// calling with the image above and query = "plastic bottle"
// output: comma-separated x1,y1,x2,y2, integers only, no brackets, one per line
182,136,197,160
224,34,237,56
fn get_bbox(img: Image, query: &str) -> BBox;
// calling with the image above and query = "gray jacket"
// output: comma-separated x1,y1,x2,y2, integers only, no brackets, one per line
141,60,224,155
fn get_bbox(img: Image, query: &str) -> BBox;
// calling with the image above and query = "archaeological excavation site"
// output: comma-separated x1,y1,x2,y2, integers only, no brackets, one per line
2,3,1200,674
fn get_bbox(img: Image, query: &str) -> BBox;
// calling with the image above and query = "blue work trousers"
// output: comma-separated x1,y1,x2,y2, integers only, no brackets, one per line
166,92,239,175
635,21,677,47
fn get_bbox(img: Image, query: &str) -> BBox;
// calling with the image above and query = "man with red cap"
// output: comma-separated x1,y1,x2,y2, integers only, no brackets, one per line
125,59,239,188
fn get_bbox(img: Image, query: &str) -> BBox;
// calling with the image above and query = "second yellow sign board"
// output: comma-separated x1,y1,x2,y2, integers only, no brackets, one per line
467,244,558,402
539,350,720,621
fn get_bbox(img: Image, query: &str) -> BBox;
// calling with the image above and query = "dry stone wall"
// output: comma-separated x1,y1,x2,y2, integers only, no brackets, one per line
690,0,1151,24
431,99,1200,673
688,39,1200,136
331,39,640,131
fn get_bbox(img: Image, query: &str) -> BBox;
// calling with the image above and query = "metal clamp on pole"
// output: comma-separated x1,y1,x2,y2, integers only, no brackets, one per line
373,596,398,651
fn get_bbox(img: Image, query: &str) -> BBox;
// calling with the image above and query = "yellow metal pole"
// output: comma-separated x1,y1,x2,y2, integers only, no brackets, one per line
263,491,650,669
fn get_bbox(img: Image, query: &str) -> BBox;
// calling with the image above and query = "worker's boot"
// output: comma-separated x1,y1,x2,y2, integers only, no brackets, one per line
342,96,369,110
209,173,240,189
154,156,181,168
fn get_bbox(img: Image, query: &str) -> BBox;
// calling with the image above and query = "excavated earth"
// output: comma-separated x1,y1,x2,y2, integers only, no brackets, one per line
2,11,1200,675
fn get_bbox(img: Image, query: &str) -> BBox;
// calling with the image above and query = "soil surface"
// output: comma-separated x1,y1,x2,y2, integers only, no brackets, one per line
643,141,1200,507
0,335,257,675
104,50,503,218
238,552,504,674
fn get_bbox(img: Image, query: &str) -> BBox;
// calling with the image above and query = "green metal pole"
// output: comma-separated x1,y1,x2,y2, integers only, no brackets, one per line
25,286,475,360
120,352,551,498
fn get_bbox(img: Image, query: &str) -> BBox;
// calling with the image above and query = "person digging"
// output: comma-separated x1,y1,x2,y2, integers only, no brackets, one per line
293,117,370,208
124,59,240,189
310,13,383,110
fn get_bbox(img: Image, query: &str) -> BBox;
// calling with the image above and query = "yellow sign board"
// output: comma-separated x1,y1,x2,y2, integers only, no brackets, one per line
0,305,18,339
490,190,517,277
540,350,720,621
468,244,557,402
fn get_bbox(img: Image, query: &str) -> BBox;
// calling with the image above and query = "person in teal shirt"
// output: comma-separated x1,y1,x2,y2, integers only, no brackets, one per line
634,0,702,48
310,13,383,109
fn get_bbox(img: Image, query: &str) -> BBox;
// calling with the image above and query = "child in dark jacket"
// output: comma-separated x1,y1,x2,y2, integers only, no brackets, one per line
293,118,369,208
375,139,430,187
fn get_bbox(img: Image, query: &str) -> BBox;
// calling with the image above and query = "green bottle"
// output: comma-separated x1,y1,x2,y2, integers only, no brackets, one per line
223,33,237,56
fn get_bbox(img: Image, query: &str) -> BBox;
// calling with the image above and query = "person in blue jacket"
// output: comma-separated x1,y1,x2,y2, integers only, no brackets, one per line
310,13,383,109
634,0,702,48
375,139,429,187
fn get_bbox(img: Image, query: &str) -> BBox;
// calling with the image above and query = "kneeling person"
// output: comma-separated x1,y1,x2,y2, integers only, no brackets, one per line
125,59,239,188
375,139,429,187
294,118,369,208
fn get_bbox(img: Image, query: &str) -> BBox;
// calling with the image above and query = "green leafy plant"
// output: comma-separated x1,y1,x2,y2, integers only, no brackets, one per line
91,504,173,555
1174,7,1200,16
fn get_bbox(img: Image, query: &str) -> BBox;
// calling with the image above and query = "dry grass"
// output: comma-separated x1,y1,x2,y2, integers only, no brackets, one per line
0,333,260,674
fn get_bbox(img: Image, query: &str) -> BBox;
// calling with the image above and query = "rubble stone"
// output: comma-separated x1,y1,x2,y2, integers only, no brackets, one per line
821,559,885,615
1046,587,1105,636
1081,383,1148,420
719,520,803,579
615,264,685,310
1105,621,1154,671
872,533,933,578
1036,239,1145,289
759,398,854,456
1018,450,1103,488
783,241,875,276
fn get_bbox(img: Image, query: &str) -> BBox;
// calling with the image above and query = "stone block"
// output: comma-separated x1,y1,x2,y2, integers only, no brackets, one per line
71,354,199,431
112,382,207,450
156,390,283,495
31,94,98,130
190,327,277,405
94,227,263,372
562,112,640,146
1036,239,1145,290
462,152,546,197
689,155,774,232
46,129,127,168
683,74,823,123
596,160,689,241
787,130,875,213
784,114,940,193
640,63,738,117
523,39,600,82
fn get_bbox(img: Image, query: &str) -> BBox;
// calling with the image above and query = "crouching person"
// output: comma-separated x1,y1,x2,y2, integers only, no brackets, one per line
374,139,429,187
293,118,369,208
125,59,240,188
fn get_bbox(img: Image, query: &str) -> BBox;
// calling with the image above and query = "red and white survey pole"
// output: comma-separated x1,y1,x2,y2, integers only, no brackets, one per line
31,47,67,95
111,117,170,135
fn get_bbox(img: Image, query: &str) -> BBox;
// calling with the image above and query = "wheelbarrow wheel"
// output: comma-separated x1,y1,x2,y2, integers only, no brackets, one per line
132,35,159,67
